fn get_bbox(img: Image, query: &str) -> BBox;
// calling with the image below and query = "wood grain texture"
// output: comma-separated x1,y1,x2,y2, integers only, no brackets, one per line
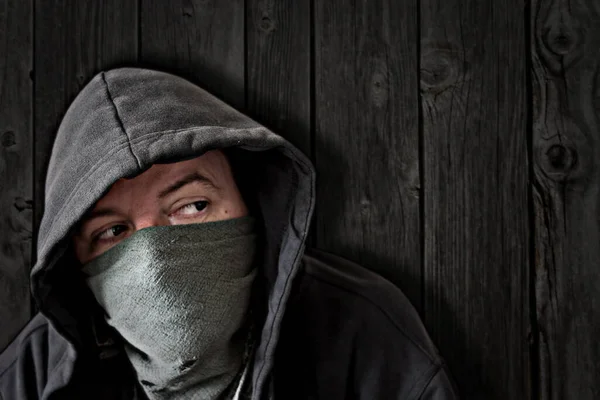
531,0,600,397
246,0,310,155
246,0,311,244
420,1,530,398
314,0,422,307
34,0,138,268
140,0,245,109
0,0,33,352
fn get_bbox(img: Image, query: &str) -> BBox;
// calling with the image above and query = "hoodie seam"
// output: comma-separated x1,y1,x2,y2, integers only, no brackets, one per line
130,130,270,149
128,125,264,143
414,363,444,399
40,340,74,398
0,325,49,379
100,72,142,169
254,156,315,391
0,326,75,397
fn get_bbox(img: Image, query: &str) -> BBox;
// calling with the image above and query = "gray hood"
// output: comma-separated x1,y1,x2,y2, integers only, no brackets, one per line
31,67,316,398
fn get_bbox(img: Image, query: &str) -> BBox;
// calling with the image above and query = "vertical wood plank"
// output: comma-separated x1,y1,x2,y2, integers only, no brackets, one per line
0,0,33,352
531,0,600,397
140,0,245,109
246,0,311,243
34,0,138,266
246,0,311,157
314,0,422,307
421,1,530,398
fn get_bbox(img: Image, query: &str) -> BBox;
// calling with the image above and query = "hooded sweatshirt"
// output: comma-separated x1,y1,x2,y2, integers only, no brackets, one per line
0,67,459,400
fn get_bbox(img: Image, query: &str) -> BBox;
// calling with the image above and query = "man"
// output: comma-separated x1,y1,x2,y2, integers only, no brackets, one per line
0,67,458,399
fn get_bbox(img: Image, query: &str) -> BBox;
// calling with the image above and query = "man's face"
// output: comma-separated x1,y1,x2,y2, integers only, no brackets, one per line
72,149,249,264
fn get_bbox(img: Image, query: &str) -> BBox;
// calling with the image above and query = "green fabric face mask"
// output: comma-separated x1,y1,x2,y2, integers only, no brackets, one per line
81,215,258,400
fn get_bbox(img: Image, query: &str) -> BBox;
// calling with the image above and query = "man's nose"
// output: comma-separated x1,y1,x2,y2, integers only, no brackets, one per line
135,214,171,231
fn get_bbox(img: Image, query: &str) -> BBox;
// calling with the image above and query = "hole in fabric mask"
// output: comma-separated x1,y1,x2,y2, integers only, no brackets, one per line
178,358,197,372
139,351,150,361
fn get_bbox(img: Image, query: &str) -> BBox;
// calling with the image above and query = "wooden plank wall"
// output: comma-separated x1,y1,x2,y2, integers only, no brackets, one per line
314,0,423,309
421,1,530,398
1,0,598,398
0,0,32,354
531,0,600,398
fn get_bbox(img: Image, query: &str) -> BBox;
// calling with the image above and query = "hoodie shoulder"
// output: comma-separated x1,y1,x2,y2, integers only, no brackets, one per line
0,313,76,400
300,247,440,359
274,247,458,399
0,313,50,375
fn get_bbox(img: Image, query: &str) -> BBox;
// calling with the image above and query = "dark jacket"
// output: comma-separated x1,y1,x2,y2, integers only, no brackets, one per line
0,68,459,399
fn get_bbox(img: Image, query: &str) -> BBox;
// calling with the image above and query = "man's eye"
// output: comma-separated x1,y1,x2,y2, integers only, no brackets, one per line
175,200,209,217
96,225,127,242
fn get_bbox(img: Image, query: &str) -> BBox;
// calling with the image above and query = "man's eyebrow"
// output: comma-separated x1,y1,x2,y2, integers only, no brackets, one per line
77,208,120,235
78,172,219,232
158,171,219,199
84,208,119,221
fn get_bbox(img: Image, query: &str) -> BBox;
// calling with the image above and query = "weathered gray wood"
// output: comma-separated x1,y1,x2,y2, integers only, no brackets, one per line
0,0,33,352
246,0,311,243
314,0,422,308
34,1,138,270
420,1,530,398
246,0,310,156
140,0,245,110
531,0,600,398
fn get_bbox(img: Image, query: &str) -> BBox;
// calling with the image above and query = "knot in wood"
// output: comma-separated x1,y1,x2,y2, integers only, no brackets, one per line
2,131,16,147
182,6,193,17
544,24,578,56
360,198,371,215
536,14,583,75
77,74,86,86
539,143,578,181
546,144,570,169
259,15,275,33
420,43,460,93
13,197,33,212
370,62,389,107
